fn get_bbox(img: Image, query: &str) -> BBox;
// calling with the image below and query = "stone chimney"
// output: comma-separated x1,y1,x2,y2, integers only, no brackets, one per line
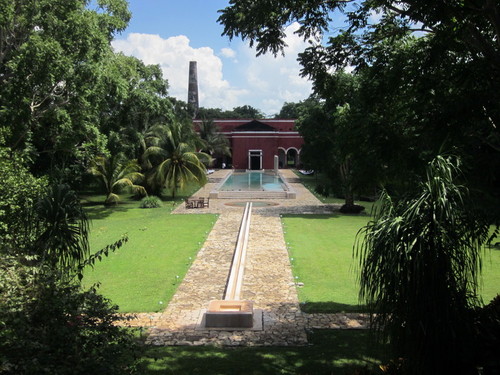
188,61,199,117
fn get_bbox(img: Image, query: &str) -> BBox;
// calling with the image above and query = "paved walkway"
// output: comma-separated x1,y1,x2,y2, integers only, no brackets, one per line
121,170,369,346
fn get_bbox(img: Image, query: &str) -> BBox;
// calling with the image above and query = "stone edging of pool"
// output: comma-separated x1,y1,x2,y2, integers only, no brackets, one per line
224,201,279,207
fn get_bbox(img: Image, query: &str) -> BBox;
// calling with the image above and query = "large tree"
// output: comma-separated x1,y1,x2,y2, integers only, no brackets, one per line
218,0,500,207
98,53,174,160
0,0,131,181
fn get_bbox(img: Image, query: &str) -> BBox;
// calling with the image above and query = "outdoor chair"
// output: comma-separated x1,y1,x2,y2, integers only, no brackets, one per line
185,199,194,209
196,197,205,208
203,198,209,208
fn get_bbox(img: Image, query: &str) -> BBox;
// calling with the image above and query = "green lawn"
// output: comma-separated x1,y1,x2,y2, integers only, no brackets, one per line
287,170,499,312
82,193,217,312
283,214,500,313
283,213,370,312
137,330,390,375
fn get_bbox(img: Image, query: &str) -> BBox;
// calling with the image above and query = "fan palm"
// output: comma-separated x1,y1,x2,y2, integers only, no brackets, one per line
355,155,490,375
89,153,146,205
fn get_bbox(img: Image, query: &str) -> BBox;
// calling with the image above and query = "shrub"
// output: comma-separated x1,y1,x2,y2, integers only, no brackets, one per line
140,196,162,208
340,204,366,214
0,259,139,375
314,184,330,198
474,295,500,373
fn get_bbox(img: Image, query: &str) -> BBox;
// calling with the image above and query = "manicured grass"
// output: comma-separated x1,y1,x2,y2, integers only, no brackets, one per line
287,170,500,312
282,213,370,312
284,213,500,312
82,193,217,313
137,330,390,375
482,243,500,304
294,170,378,212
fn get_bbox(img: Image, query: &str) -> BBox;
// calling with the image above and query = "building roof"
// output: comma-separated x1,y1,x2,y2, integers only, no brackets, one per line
193,118,297,133
233,120,276,132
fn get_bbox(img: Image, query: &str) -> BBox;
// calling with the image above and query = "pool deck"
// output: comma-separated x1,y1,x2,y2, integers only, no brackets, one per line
121,169,369,346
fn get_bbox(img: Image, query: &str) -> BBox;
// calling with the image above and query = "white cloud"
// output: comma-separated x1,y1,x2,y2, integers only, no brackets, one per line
239,22,313,115
112,23,313,116
112,33,246,110
220,47,236,59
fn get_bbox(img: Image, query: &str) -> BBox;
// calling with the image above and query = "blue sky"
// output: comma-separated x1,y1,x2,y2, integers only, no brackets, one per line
112,0,315,116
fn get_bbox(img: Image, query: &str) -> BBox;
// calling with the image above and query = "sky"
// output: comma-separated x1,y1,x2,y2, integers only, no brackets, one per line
111,0,316,116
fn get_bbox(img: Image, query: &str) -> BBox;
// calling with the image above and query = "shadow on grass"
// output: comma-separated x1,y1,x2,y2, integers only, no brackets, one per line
300,302,367,314
80,193,194,221
137,330,389,375
80,196,136,220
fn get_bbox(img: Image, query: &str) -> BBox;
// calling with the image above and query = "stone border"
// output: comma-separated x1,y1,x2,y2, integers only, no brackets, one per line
114,169,371,346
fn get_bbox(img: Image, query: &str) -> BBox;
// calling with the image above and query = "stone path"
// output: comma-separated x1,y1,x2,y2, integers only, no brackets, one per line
119,169,370,346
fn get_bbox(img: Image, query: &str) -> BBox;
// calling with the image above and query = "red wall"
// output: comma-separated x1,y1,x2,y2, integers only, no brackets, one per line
230,134,303,169
193,119,304,170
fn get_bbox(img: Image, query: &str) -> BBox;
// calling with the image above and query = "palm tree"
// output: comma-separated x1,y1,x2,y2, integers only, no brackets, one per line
355,155,490,375
143,120,210,198
34,184,90,273
89,153,146,205
198,119,231,162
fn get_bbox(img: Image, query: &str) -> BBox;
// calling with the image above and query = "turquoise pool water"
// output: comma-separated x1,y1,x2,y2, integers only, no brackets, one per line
219,171,286,192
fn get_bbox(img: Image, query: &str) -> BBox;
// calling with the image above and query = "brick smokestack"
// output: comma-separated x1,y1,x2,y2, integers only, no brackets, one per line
188,61,199,118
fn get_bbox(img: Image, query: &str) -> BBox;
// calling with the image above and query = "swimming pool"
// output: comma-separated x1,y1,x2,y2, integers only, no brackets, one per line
210,170,296,199
219,171,285,192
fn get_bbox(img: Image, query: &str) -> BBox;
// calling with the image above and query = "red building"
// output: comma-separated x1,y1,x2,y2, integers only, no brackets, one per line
193,119,304,170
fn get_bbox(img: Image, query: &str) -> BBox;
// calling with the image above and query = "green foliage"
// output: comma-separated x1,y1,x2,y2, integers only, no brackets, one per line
298,78,384,207
34,184,90,272
197,119,231,159
143,120,209,198
0,179,137,374
0,148,47,248
139,196,162,208
0,258,138,375
0,0,131,179
196,104,264,120
89,153,146,205
99,53,174,159
219,0,500,214
356,156,491,374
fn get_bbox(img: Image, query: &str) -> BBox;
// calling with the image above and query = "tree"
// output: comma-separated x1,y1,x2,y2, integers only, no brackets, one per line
143,120,210,197
218,0,500,72
89,153,146,205
275,98,322,119
197,105,265,120
33,184,90,272
0,148,47,250
98,53,174,160
218,1,500,210
0,0,131,181
197,119,231,159
356,155,491,374
231,105,264,119
297,72,387,209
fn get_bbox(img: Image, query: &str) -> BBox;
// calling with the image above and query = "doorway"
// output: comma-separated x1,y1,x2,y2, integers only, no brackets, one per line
248,150,262,170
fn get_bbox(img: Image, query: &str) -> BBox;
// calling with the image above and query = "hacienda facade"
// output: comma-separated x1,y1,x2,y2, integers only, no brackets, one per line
193,119,304,170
